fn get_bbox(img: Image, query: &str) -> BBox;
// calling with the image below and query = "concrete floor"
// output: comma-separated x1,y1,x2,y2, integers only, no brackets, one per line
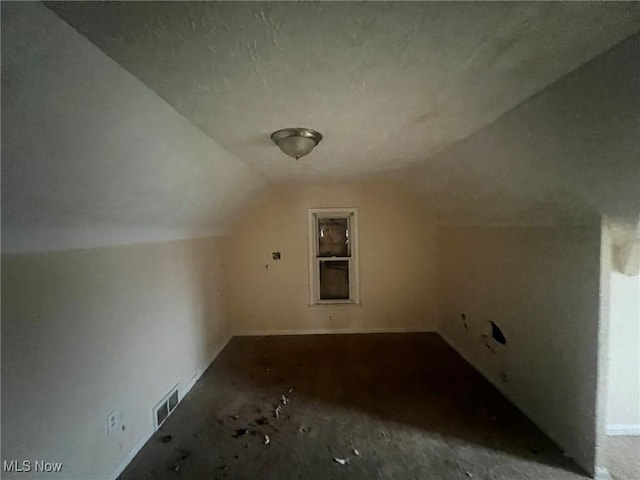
119,333,589,480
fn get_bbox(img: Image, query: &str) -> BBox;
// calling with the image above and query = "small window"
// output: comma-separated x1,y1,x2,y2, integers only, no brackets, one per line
308,208,359,304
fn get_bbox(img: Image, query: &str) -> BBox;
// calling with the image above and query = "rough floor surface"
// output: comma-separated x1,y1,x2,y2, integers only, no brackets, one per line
119,333,589,480
601,436,640,480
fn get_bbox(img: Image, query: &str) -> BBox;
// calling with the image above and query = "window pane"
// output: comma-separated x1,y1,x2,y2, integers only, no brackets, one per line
318,218,349,257
319,260,350,300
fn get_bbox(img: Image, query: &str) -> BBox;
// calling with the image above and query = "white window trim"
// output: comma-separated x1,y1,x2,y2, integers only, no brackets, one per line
308,208,360,305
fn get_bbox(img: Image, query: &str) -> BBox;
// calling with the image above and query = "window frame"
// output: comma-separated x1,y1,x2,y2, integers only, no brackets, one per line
308,208,360,305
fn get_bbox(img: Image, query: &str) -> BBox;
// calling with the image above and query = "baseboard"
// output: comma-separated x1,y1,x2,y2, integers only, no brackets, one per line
182,334,232,394
108,334,232,480
606,424,640,436
108,427,154,480
234,326,437,336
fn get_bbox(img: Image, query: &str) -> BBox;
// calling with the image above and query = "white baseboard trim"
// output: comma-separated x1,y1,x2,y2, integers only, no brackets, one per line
182,334,232,395
606,424,640,436
108,427,154,480
234,327,437,337
108,334,232,480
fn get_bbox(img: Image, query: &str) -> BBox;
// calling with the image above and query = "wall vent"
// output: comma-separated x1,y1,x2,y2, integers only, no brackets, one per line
153,384,179,430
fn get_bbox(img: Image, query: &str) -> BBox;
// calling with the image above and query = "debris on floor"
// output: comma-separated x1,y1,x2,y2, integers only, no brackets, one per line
256,417,269,426
170,452,190,472
232,428,248,438
288,387,294,393
122,334,588,480
274,405,281,419
281,394,289,405
160,435,172,443
231,414,239,420
456,460,473,478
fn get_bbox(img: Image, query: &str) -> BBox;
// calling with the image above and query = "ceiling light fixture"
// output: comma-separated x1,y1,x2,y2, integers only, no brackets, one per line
271,128,323,160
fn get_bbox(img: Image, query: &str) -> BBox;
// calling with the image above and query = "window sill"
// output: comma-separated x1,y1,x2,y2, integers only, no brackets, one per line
309,300,360,307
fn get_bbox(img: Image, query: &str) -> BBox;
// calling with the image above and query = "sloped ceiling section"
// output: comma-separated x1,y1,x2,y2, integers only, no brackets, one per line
391,34,640,228
47,1,639,182
3,2,639,254
1,3,267,253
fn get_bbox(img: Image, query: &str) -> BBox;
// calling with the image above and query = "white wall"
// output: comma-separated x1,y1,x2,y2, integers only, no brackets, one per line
227,182,438,334
437,226,602,474
605,258,640,434
1,3,266,253
1,237,231,480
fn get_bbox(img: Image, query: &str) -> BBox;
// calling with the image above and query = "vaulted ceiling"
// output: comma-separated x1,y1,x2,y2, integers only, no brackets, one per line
47,1,639,180
2,2,639,252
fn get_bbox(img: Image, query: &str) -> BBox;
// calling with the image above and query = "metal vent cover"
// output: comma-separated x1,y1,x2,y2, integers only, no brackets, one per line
153,384,179,430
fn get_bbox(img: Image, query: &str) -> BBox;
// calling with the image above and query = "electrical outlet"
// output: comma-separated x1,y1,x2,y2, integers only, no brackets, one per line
106,409,120,436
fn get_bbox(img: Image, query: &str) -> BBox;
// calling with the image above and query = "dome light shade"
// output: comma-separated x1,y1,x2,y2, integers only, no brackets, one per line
271,128,322,160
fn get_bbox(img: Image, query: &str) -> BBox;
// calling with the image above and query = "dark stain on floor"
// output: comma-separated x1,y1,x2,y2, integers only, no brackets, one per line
118,333,589,480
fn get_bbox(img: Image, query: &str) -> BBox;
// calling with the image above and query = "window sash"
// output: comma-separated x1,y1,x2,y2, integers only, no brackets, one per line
308,209,359,305
316,258,352,301
317,216,351,258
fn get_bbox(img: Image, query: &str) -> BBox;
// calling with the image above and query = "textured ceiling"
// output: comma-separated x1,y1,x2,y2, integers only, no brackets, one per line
390,33,640,227
47,1,640,181
2,2,639,253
